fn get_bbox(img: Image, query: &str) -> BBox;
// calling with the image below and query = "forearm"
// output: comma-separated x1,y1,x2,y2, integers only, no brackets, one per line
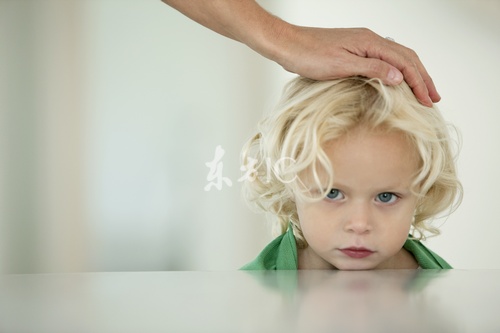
161,0,289,61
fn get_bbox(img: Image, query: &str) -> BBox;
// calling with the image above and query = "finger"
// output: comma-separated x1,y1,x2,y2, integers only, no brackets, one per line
338,56,403,85
373,45,434,106
342,55,433,106
399,62,433,106
426,77,441,103
413,60,441,103
400,44,440,103
359,38,435,106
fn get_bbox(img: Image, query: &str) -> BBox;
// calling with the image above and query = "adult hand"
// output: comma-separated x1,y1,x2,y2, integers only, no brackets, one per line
270,26,439,106
162,0,440,106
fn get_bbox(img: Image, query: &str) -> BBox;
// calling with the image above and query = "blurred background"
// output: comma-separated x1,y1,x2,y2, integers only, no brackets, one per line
1,0,499,273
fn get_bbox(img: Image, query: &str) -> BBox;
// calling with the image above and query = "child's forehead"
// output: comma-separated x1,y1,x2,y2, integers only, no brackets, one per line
298,127,420,182
322,125,408,147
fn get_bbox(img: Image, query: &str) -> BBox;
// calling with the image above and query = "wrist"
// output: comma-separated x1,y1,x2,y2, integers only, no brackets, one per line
251,16,296,67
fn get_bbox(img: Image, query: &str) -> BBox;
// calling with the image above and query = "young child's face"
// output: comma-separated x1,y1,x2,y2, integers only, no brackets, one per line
296,126,420,270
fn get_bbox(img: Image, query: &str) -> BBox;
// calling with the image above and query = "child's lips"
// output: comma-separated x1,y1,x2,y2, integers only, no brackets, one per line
340,247,374,259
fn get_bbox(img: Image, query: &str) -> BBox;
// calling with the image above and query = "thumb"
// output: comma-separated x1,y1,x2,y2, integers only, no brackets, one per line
344,57,403,85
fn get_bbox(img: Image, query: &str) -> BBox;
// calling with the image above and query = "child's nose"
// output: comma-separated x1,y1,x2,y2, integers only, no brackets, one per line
343,202,373,234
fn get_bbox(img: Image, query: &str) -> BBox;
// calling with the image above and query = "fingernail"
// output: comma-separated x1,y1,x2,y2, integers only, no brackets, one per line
422,96,433,107
387,68,403,84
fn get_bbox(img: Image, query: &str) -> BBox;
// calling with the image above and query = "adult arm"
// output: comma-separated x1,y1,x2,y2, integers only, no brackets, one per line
161,0,440,106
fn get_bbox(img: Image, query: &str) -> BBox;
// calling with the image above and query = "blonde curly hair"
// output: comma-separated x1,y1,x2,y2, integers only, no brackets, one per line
241,76,462,248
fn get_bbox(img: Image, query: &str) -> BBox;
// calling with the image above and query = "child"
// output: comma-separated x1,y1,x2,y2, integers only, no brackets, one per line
240,76,462,270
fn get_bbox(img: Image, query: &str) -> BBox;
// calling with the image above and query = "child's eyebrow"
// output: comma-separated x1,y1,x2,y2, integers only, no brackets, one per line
327,182,413,193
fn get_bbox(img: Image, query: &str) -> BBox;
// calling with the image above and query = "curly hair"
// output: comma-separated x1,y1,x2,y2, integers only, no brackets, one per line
241,76,462,248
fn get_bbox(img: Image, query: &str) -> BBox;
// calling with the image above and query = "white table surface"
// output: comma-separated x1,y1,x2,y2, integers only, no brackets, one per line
1,269,499,333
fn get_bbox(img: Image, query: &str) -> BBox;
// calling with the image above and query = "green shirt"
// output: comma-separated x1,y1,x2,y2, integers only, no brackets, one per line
241,227,452,270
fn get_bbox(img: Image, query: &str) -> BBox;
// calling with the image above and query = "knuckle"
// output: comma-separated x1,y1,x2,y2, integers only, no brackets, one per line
361,27,376,38
405,47,420,60
354,27,375,39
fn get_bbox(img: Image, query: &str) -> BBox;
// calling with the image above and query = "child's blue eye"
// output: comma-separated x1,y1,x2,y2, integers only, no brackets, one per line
376,192,397,203
326,189,344,200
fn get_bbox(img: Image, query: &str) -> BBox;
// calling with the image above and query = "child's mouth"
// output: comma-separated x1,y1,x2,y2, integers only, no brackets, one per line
340,247,374,259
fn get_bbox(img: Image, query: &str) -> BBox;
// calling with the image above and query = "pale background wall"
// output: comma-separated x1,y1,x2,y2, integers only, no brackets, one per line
1,0,499,273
